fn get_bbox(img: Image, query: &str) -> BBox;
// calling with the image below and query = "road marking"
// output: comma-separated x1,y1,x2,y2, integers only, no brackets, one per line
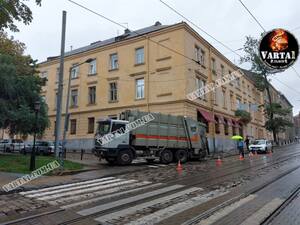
78,185,185,216
94,187,200,223
61,183,162,209
19,177,115,195
26,178,125,198
148,165,159,168
50,181,153,205
241,198,284,225
195,194,256,225
36,180,138,201
125,190,225,225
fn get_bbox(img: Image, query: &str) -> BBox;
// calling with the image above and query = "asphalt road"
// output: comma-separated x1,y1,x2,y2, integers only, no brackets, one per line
1,143,300,225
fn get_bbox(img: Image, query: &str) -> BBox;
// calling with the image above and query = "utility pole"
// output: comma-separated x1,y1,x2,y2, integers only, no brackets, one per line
54,11,67,160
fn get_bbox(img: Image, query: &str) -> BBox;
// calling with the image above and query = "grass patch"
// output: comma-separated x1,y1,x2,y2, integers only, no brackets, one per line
0,154,83,174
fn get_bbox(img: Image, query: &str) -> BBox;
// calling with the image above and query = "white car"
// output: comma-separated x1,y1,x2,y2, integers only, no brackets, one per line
249,139,272,153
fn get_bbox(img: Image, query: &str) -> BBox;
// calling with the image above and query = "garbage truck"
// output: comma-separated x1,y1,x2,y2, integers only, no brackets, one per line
93,110,207,165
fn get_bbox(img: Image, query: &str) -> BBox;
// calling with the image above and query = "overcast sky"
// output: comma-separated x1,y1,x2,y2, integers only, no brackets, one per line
8,0,300,116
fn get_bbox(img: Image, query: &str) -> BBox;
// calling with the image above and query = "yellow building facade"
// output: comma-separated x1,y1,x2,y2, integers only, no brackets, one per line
38,22,266,152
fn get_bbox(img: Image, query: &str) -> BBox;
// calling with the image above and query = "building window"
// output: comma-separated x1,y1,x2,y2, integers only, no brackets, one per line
196,78,206,100
135,47,144,64
135,78,144,99
109,82,118,101
213,89,217,105
70,89,78,107
224,118,229,135
230,92,234,109
40,71,48,85
88,86,96,104
88,117,95,134
88,59,97,75
211,58,216,74
56,67,60,82
70,119,76,134
232,125,237,135
71,64,79,79
55,92,58,109
110,53,118,70
236,77,241,87
221,64,224,76
195,45,205,65
222,89,226,108
236,97,241,110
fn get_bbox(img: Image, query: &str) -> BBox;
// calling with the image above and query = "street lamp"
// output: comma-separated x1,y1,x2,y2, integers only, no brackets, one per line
60,58,94,168
30,100,41,171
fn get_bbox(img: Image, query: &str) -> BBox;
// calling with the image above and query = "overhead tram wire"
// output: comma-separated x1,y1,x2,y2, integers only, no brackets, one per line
238,0,266,32
238,0,300,83
158,0,243,59
67,0,199,65
272,77,300,95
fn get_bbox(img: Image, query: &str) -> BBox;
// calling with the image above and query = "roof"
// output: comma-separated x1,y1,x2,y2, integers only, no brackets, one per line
43,21,171,63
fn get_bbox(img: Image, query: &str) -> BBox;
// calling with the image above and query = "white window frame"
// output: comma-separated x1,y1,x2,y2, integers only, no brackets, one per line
135,78,145,99
71,64,79,79
109,82,118,101
135,47,144,64
88,59,97,75
110,53,118,70
70,89,78,106
88,86,96,104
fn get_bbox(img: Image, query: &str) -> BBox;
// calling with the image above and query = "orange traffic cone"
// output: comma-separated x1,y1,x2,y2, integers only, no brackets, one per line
216,156,222,163
176,160,183,171
239,154,244,160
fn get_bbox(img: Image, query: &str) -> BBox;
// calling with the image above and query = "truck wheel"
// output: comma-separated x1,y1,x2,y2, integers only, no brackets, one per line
160,149,173,164
175,150,188,163
117,150,133,165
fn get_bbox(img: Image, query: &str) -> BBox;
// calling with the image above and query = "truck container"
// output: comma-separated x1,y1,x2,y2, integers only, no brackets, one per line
93,110,207,165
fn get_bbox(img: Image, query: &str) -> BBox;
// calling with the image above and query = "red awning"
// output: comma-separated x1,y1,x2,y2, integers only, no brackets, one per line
198,109,215,122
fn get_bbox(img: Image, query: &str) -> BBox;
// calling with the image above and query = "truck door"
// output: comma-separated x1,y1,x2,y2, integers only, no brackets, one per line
107,122,130,149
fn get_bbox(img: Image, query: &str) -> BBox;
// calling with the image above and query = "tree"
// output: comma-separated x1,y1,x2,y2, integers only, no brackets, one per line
235,109,252,125
0,0,42,32
240,36,292,144
0,39,49,136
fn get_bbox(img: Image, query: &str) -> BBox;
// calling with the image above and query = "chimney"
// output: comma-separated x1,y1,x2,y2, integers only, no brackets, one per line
124,28,131,34
154,21,162,26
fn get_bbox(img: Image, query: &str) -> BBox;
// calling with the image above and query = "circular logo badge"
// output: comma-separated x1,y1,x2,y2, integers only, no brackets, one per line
259,28,298,70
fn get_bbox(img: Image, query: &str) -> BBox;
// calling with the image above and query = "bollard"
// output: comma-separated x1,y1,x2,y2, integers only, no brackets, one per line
81,149,84,160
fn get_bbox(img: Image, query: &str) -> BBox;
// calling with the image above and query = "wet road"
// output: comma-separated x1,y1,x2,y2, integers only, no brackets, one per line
1,143,300,225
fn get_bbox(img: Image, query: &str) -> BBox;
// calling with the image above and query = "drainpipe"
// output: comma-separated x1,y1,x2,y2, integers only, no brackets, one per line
146,36,150,112
208,46,216,154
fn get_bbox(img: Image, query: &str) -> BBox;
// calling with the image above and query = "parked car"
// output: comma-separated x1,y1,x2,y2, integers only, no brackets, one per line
249,139,273,153
22,141,60,155
0,139,25,152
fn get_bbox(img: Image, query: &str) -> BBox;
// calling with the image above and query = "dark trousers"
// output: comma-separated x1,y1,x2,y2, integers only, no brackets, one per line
238,147,244,158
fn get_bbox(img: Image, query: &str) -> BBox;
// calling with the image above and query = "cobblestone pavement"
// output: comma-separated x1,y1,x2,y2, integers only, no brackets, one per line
0,143,299,225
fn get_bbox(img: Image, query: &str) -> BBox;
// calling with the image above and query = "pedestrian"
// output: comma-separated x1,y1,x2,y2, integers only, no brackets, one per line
245,136,250,153
237,139,244,158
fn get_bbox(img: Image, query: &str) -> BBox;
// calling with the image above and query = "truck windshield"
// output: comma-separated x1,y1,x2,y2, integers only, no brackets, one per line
97,121,111,135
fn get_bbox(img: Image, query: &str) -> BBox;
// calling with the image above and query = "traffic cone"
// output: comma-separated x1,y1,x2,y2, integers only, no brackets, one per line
239,154,244,160
176,160,183,171
216,156,222,166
